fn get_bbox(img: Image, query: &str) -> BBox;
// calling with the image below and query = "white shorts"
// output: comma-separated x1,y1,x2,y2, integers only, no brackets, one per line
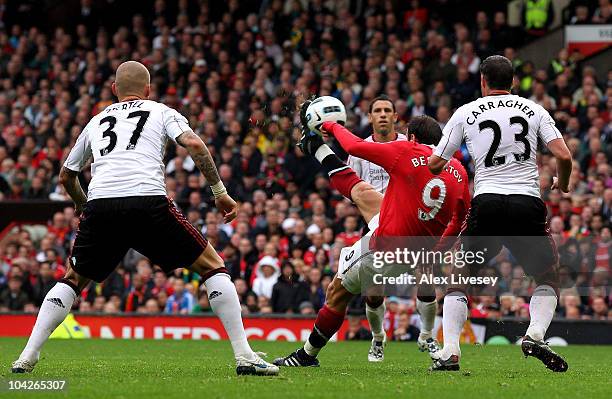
336,214,379,294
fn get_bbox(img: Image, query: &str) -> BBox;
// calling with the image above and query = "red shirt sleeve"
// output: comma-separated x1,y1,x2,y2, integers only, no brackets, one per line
322,121,406,173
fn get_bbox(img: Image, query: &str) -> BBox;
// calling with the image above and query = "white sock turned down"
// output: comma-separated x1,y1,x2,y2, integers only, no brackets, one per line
19,282,77,363
416,298,437,340
205,273,255,360
366,302,386,342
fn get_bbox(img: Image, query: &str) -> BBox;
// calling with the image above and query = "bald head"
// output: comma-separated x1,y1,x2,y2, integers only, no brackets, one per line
113,61,151,100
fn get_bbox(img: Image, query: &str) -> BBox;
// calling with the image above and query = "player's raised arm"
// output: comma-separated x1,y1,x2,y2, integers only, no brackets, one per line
321,121,405,172
428,110,464,175
175,130,237,222
60,126,92,216
160,104,237,222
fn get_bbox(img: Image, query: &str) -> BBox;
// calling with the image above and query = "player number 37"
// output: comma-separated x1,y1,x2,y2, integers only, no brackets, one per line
99,111,151,156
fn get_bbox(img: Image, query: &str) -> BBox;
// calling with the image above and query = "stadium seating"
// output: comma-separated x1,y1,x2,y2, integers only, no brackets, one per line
0,0,610,328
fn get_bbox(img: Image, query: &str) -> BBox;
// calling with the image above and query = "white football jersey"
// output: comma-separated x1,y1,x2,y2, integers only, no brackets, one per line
64,100,191,200
347,133,407,194
434,94,562,198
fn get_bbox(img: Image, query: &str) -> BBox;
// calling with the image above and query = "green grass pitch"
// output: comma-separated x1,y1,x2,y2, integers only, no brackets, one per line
1,338,611,398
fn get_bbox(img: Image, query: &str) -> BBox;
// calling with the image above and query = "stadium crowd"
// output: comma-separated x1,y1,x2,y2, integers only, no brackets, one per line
0,0,611,331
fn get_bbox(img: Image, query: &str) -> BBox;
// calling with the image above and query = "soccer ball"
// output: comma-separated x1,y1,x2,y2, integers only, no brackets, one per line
305,96,347,132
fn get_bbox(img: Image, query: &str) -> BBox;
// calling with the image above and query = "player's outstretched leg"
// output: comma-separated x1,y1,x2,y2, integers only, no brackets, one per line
522,284,568,372
12,265,89,373
365,296,386,362
416,282,440,355
429,290,467,371
273,278,353,367
191,243,279,376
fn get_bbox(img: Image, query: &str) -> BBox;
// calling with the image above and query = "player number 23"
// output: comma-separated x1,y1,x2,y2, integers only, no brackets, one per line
418,178,446,221
478,116,530,167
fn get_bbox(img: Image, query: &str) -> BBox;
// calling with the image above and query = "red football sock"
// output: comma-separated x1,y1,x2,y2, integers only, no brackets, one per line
303,305,346,356
315,305,345,338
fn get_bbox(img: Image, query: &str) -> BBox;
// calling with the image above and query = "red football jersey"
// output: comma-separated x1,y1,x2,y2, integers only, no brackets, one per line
323,122,470,240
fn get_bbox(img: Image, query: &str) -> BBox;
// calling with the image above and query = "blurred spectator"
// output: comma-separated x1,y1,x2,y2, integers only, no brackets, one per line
164,279,194,314
271,262,309,313
345,313,373,341
0,276,29,311
31,262,56,307
592,0,612,24
123,274,152,312
252,256,280,299
299,301,316,316
392,312,420,341
522,0,554,38
192,288,212,313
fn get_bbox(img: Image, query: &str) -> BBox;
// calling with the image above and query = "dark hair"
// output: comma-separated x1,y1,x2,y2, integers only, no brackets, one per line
480,55,514,90
408,115,442,145
368,95,396,113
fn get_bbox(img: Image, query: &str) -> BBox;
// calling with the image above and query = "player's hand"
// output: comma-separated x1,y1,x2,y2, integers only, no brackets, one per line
318,125,330,141
551,177,570,193
299,95,317,128
215,194,238,223
297,129,325,156
299,94,321,135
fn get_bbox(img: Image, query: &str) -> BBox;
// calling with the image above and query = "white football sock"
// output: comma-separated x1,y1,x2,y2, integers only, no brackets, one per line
304,339,322,356
314,144,334,163
525,285,557,342
205,273,254,360
19,282,77,363
441,292,467,358
416,298,437,340
366,302,386,342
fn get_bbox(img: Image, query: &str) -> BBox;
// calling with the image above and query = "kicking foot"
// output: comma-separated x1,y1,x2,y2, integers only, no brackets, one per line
521,335,568,372
273,349,320,367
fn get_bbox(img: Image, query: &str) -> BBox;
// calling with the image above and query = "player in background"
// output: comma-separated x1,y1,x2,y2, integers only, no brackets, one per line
345,96,408,360
11,61,278,376
273,107,470,367
428,55,572,372
347,96,407,194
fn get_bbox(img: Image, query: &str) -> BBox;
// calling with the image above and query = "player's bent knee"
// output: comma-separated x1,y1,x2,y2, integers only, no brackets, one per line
325,282,334,299
417,284,436,301
417,294,436,303
534,270,560,297
446,286,468,296
352,183,382,219
365,295,384,308
63,267,90,291
190,243,224,275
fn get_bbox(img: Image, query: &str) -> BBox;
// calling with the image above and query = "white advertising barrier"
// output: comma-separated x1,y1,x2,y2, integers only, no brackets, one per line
565,25,612,57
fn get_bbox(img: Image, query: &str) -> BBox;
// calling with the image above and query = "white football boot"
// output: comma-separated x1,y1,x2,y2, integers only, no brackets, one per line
367,335,387,362
236,352,279,376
